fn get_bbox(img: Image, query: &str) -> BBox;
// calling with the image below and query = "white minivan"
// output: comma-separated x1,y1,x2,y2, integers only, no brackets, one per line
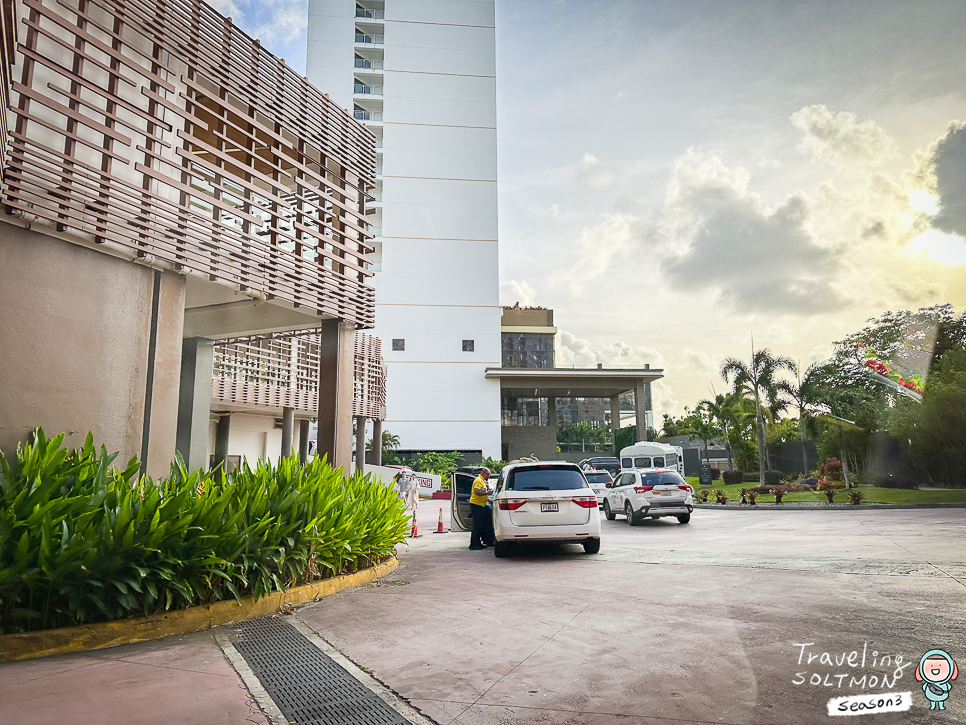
619,442,684,476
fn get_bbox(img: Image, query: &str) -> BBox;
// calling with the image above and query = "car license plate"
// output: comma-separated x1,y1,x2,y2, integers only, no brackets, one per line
540,502,559,512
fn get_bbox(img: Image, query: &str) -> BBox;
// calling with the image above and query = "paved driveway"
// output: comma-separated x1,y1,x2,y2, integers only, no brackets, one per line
295,506,966,725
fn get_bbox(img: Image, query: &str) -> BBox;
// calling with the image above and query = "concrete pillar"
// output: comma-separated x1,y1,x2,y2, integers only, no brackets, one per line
372,418,383,466
644,363,653,422
547,396,557,433
280,406,295,459
317,318,355,470
610,394,621,444
298,419,310,464
634,379,647,442
176,337,214,471
213,413,231,480
354,416,367,475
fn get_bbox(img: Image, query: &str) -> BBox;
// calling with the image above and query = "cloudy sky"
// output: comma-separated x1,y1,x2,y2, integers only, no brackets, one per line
229,0,966,418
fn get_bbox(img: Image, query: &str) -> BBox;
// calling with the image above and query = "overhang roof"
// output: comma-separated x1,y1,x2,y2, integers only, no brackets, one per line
485,367,664,398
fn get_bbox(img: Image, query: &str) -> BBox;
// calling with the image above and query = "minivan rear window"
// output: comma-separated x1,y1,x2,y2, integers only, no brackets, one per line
584,473,612,483
507,466,588,491
642,471,686,486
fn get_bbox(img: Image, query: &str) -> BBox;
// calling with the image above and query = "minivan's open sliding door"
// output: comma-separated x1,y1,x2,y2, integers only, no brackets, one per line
451,467,483,531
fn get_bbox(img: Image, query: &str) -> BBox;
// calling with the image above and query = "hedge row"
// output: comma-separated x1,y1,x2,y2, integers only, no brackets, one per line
0,430,410,633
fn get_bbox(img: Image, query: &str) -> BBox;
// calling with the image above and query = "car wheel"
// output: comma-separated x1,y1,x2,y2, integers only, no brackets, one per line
603,500,616,521
583,537,601,554
677,514,691,524
625,502,637,526
494,541,511,558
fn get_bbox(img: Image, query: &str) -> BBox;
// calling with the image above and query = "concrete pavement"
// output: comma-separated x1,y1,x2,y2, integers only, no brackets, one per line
2,503,964,724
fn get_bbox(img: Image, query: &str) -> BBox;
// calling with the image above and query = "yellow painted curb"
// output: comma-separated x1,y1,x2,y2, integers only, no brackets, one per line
0,556,399,663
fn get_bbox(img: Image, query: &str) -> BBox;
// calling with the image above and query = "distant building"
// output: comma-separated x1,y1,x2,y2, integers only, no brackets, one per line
490,307,662,461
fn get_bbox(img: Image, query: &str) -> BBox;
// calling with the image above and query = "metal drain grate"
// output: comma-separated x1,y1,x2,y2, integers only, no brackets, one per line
229,617,409,725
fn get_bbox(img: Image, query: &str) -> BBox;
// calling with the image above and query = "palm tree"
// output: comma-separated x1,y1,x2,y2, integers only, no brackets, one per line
789,362,826,475
720,348,797,486
698,392,745,472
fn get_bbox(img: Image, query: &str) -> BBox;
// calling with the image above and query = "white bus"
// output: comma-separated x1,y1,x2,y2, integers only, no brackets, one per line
619,442,685,475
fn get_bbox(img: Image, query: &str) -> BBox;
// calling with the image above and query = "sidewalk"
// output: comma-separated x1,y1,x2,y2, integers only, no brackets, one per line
0,503,454,725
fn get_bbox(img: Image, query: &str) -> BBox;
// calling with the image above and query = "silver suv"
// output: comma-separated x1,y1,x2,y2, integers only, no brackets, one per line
603,469,693,525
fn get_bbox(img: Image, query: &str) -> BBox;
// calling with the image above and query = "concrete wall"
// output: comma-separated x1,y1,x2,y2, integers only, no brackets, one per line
0,225,184,477
501,426,556,462
208,413,283,468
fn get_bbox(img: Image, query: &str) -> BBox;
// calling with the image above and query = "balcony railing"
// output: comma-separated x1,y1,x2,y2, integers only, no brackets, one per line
354,84,383,95
355,8,384,19
354,58,384,70
355,33,384,44
354,110,383,121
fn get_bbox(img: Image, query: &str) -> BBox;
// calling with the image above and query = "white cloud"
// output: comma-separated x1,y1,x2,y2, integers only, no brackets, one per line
556,330,664,369
251,0,308,44
909,229,966,267
499,279,538,307
574,153,617,189
790,105,898,168
615,88,630,101
663,147,750,220
208,0,241,17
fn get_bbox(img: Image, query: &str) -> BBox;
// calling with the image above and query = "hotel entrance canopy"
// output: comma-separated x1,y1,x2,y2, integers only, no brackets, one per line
485,367,664,439
485,367,663,399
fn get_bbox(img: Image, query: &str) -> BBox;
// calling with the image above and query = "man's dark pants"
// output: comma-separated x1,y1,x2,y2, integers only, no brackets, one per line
470,503,493,548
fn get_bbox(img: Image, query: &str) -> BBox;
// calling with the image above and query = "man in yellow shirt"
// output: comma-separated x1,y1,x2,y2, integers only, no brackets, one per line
468,467,492,550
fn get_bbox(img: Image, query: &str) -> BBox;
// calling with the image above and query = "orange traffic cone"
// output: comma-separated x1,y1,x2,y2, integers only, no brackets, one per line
433,507,446,534
410,514,419,538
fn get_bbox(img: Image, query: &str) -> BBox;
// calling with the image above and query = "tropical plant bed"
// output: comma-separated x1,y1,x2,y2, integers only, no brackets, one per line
0,555,398,663
0,430,411,636
685,478,966,505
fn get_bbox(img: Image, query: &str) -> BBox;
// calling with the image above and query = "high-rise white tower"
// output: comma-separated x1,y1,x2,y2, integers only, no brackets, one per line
306,0,501,458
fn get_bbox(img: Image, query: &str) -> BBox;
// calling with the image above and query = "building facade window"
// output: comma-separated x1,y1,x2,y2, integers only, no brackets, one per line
501,332,554,368
392,338,405,351
462,339,475,352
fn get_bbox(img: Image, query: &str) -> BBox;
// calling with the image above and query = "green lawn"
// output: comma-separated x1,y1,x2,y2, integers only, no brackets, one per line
684,478,966,505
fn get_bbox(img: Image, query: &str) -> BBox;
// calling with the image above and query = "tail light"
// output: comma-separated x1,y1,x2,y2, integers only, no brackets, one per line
678,484,692,492
498,498,526,510
634,486,655,493
572,496,598,508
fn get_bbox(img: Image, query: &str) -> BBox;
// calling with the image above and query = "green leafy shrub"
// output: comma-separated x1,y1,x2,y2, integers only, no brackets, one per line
481,457,509,475
710,467,721,480
694,488,711,503
817,457,844,481
722,470,743,485
763,470,782,486
0,430,409,633
413,451,460,477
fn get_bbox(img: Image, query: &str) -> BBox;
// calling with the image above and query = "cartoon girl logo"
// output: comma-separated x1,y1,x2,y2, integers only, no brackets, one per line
916,649,958,711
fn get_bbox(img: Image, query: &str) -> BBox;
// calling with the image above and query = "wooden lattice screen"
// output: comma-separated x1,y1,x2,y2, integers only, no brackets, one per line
212,332,386,420
2,0,376,326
